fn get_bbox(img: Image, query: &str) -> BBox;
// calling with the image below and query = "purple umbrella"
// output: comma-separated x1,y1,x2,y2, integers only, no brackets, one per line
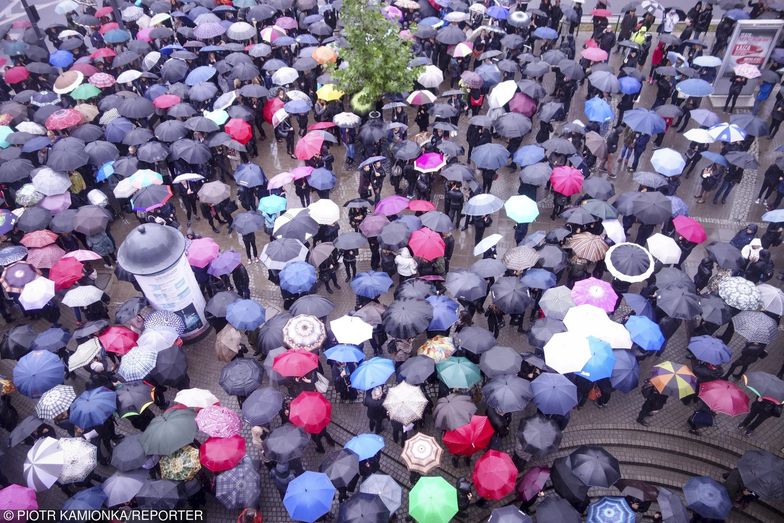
373,195,409,217
414,152,446,173
208,250,242,277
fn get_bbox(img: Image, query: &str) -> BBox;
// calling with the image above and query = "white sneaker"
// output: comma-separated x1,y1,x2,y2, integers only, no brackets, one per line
755,198,761,204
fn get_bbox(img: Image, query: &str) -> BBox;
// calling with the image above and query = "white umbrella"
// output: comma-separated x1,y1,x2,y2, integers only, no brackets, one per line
708,123,746,143
113,178,138,198
646,233,682,265
62,285,103,307
116,70,143,84
172,173,205,183
683,128,715,144
417,65,444,89
330,315,373,345
58,438,98,484
543,332,592,374
488,80,518,108
333,112,361,128
226,21,256,41
307,199,340,225
473,233,503,256
32,168,71,196
174,388,220,409
69,338,103,372
24,437,64,491
563,304,609,331
602,220,626,244
650,148,685,177
272,108,289,128
136,328,179,353
272,67,299,85
19,277,55,311
142,51,161,71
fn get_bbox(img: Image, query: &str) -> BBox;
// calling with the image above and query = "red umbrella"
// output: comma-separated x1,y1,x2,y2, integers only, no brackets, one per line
472,450,518,500
409,200,436,212
45,109,83,131
49,257,84,291
263,97,284,124
672,216,707,244
592,8,612,16
153,94,181,109
199,435,246,472
698,380,750,416
225,118,253,145
516,466,550,501
550,166,584,196
308,122,336,131
294,131,328,160
273,350,319,377
5,66,30,85
581,47,609,62
289,391,332,434
98,326,140,356
99,22,119,34
20,230,58,248
443,415,494,456
509,93,537,117
409,228,445,261
91,48,117,60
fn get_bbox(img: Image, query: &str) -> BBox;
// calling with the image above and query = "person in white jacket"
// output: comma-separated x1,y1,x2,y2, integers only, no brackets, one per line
662,9,680,34
394,247,418,284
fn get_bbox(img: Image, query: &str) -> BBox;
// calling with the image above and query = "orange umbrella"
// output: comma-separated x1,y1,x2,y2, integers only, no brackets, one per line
312,46,337,64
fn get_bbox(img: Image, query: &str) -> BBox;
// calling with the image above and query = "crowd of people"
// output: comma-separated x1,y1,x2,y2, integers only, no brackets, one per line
0,0,783,521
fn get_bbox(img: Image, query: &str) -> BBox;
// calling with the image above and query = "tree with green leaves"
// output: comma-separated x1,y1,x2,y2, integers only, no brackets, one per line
332,0,420,110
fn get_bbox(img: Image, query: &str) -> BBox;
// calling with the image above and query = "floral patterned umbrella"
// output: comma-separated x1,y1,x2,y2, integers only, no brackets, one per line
718,277,762,311
159,446,201,481
283,314,326,351
383,382,429,424
58,437,97,484
195,405,242,438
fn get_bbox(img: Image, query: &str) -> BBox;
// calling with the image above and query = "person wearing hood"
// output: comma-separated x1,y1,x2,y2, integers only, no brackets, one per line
693,257,714,292
730,224,758,250
395,247,418,284
745,250,773,283
363,386,386,434
741,238,763,264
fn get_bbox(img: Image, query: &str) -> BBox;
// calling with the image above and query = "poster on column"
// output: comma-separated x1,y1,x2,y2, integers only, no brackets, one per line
714,20,784,97
133,254,206,335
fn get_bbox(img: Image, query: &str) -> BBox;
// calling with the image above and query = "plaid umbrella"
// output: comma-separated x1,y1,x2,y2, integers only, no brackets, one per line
215,457,260,509
732,311,779,344
35,385,76,420
502,246,540,271
159,446,201,481
58,437,97,484
24,437,64,491
650,361,697,399
401,433,442,474
118,347,157,381
383,382,428,424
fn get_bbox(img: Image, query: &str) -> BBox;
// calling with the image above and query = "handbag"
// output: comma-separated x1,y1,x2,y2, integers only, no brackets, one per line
315,372,329,394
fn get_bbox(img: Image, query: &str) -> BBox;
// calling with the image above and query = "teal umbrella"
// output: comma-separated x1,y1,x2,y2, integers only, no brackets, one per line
436,357,481,389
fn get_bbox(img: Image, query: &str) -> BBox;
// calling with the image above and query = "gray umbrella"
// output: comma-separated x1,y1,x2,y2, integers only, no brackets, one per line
399,355,435,384
737,450,784,500
260,239,307,270
519,162,551,186
154,120,188,142
630,191,672,224
657,488,690,523
0,158,34,183
241,387,283,425
379,222,410,250
392,140,421,161
16,207,52,232
171,139,210,164
420,211,454,233
528,317,567,348
483,375,532,413
160,59,188,83
433,393,477,430
480,345,524,377
491,276,533,314
557,59,585,81
445,270,488,301
47,147,89,172
733,311,778,344
633,171,668,189
519,414,562,456
453,325,496,355
725,150,759,170
258,313,292,355
542,137,577,155
123,128,154,146
658,287,701,320
216,457,261,509
436,25,465,45
219,358,263,396
523,61,550,77
84,141,119,166
103,470,148,507
583,177,615,200
706,242,743,270
119,96,155,119
471,258,506,279
110,433,146,472
568,445,620,487
382,299,433,338
290,295,335,317
494,112,532,138
471,143,510,169
205,291,240,319
395,279,434,300
263,423,310,462
730,113,769,137
232,211,265,235
320,448,360,489
536,246,567,272
538,101,564,122
136,479,179,509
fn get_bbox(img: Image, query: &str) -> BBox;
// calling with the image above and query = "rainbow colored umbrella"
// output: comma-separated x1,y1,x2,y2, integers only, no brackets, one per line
650,361,697,399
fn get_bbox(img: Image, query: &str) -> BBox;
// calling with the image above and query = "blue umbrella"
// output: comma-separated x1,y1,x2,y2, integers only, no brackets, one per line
307,168,336,190
351,271,393,298
618,76,641,95
13,350,64,398
578,337,615,382
104,117,135,143
475,64,502,86
69,387,117,429
185,65,217,86
350,357,395,391
96,161,115,182
531,372,578,415
676,78,714,97
234,163,266,188
284,99,312,114
22,136,52,153
513,144,545,166
31,327,71,353
104,29,131,44
345,433,385,461
726,8,750,20
687,335,732,365
533,27,558,40
587,497,635,523
624,315,664,352
762,209,784,223
426,295,459,331
395,216,421,234
621,293,656,320
610,350,639,393
419,17,443,26
258,194,288,214
584,97,613,122
699,151,728,167
683,477,732,520
49,50,74,68
63,486,107,510
283,471,336,523
487,5,509,19
622,109,665,135
226,299,266,331
325,344,365,363
279,261,317,294
667,195,689,217
520,268,557,289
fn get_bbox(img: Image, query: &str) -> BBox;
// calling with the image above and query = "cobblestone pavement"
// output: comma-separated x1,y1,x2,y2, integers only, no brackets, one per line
2,27,784,523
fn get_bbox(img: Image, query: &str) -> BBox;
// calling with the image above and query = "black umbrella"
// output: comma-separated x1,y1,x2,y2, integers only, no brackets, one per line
445,270,488,301
657,287,701,320
568,445,620,487
630,191,672,224
550,459,590,504
154,120,188,142
725,150,758,170
730,113,769,137
290,295,335,317
275,212,320,242
382,299,433,338
116,381,155,418
136,480,180,509
519,162,551,185
338,492,390,523
706,241,743,270
241,387,284,426
471,143,510,169
583,177,615,200
392,140,420,161
170,139,210,164
219,358,263,397
379,222,410,250
47,147,88,172
113,157,138,177
3,325,36,359
519,415,562,456
232,212,265,236
395,279,434,300
452,325,496,355
607,243,653,283
536,495,581,523
70,124,103,142
536,246,567,272
699,294,731,326
258,312,292,355
491,276,533,314
542,137,577,155
320,448,360,489
561,206,598,226
0,158,34,182
398,355,435,385
74,205,111,236
111,434,147,472
358,121,386,145
436,25,465,45
119,96,155,119
471,258,506,279
264,423,310,462
123,128,154,147
480,346,524,378
494,112,532,138
333,231,368,251
148,346,188,387
483,375,531,413
115,296,148,325
160,59,188,83
528,317,566,348
656,267,695,291
737,450,784,500
73,320,109,341
441,164,476,183
9,415,46,447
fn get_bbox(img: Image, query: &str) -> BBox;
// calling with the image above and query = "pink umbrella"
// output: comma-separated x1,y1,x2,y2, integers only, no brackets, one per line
26,245,66,269
550,166,584,196
374,195,410,216
153,94,181,109
509,93,537,117
275,16,298,29
290,166,314,180
409,228,446,261
195,405,242,438
581,47,608,62
414,152,446,173
571,277,618,312
39,193,72,213
63,250,102,262
409,200,436,212
0,484,38,509
268,172,294,190
187,238,220,268
383,5,403,19
136,28,153,42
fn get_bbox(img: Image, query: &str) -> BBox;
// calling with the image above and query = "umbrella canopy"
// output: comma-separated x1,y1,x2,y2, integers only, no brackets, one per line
473,450,517,500
531,373,578,415
383,299,433,338
683,477,732,520
436,357,481,389
434,393,478,430
737,450,784,500
650,361,697,399
568,445,620,488
733,311,779,344
698,380,750,416
24,436,64,491
351,357,395,391
719,277,763,311
408,477,458,523
688,336,732,365
519,414,562,456
360,474,402,515
401,433,443,474
139,408,197,456
587,497,636,523
383,382,428,424
443,415,494,457
199,435,246,473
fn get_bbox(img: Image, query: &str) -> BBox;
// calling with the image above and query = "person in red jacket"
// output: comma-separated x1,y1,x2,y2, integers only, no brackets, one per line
647,42,665,83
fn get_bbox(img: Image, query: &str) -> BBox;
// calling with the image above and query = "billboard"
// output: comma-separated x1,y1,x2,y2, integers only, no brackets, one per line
714,20,784,97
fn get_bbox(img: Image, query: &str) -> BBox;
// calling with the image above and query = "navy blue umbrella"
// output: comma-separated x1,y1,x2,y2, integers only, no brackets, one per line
31,327,71,353
279,261,317,294
234,163,266,188
520,268,557,289
687,335,732,365
426,295,459,331
351,271,393,298
63,486,107,510
12,350,64,398
610,350,639,393
226,299,266,331
69,387,117,429
683,477,732,520
531,372,578,416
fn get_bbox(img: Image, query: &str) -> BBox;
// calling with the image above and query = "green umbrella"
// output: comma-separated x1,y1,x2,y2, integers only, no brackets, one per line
409,476,458,523
139,409,198,456
70,84,101,100
436,356,481,389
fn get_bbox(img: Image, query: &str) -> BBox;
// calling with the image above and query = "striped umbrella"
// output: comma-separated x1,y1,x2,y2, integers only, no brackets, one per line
566,232,609,262
650,361,697,399
401,433,443,474
35,385,76,420
24,437,64,491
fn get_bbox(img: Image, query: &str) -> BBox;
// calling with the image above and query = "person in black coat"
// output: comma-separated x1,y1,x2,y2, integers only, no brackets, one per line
232,264,250,299
636,379,668,425
473,214,492,245
724,74,748,114
363,387,386,434
744,249,772,284
487,407,511,449
724,342,767,379
442,232,455,272
318,256,341,294
738,397,781,435
340,248,358,282
693,257,714,292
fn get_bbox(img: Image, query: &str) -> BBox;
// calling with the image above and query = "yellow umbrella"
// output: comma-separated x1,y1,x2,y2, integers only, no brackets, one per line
316,84,344,102
312,46,337,65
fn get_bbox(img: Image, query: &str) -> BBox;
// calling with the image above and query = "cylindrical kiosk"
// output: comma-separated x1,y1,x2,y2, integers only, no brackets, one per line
117,223,208,340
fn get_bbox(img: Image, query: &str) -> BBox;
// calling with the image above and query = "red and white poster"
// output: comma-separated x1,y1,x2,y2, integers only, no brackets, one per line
728,32,775,67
